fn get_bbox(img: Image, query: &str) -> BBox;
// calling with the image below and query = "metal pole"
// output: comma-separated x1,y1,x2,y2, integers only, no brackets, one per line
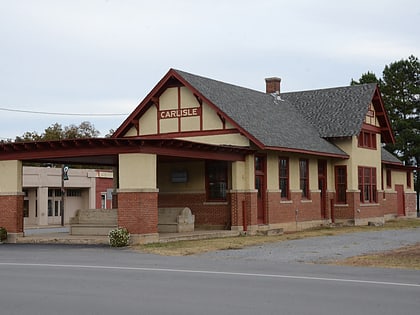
61,164,65,226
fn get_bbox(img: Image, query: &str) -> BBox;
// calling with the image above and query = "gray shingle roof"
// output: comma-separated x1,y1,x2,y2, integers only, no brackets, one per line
281,84,377,138
381,147,403,165
175,69,348,157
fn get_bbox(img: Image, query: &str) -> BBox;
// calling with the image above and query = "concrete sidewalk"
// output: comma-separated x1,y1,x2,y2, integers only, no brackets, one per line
15,226,240,245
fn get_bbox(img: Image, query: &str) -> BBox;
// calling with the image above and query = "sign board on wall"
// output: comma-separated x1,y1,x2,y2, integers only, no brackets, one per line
159,107,201,120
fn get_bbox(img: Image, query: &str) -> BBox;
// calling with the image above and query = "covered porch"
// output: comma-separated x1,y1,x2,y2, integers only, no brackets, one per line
0,138,255,243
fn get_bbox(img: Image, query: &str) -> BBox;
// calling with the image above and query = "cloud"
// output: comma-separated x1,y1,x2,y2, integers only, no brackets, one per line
0,0,419,139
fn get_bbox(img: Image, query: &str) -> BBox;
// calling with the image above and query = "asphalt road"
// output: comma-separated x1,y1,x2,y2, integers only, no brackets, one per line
1,243,419,315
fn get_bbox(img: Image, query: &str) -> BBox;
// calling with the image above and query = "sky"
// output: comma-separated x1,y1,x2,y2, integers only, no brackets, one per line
1,0,419,140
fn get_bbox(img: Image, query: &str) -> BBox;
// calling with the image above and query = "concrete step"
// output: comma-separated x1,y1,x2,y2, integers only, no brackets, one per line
158,230,240,243
70,224,117,236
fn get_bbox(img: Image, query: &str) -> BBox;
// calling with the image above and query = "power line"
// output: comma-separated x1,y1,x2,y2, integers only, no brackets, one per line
0,107,129,116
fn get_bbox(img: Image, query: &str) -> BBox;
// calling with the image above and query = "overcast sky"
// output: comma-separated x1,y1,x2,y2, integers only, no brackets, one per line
1,0,419,140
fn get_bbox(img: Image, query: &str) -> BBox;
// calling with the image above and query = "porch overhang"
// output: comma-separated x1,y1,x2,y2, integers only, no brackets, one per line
0,138,254,166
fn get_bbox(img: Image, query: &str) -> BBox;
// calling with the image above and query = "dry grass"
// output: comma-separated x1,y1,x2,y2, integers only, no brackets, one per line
133,218,420,258
335,243,420,270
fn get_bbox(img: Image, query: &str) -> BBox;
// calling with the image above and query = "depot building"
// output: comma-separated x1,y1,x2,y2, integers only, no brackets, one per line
0,69,416,243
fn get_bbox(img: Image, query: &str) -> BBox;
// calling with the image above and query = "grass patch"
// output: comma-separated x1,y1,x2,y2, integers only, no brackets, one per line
133,218,420,256
335,243,420,270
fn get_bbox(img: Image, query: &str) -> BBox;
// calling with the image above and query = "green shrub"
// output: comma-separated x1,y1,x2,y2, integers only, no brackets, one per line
0,227,7,242
108,227,130,247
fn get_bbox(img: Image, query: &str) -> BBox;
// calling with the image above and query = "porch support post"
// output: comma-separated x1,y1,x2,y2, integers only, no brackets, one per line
0,160,24,242
117,153,159,243
37,187,49,226
230,154,257,233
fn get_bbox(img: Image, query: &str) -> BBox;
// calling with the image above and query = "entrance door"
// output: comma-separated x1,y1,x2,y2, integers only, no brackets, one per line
255,155,266,224
318,160,327,218
395,184,405,216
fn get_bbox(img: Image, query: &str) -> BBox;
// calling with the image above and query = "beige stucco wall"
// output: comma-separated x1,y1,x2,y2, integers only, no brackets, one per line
286,155,319,192
158,161,205,192
139,104,158,135
125,86,244,150
267,152,338,192
388,169,413,191
0,160,22,193
158,87,202,134
160,86,178,110
202,102,223,130
266,152,279,190
181,87,201,131
119,153,157,190
231,155,254,190
23,166,100,189
333,135,382,190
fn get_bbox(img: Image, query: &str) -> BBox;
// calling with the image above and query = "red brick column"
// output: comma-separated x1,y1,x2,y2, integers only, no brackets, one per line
405,192,417,217
333,191,359,221
117,190,158,234
230,190,257,231
0,193,24,234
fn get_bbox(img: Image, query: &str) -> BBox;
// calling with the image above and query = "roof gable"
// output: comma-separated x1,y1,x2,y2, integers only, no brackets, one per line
173,70,347,157
281,84,394,143
114,69,351,157
112,69,258,146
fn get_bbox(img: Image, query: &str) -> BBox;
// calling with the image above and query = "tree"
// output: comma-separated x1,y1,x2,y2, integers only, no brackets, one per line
105,129,115,138
63,121,100,139
350,71,379,85
380,55,420,166
15,121,101,142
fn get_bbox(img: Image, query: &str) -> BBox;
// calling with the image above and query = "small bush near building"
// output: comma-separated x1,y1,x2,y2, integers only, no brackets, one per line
0,227,7,242
108,227,130,247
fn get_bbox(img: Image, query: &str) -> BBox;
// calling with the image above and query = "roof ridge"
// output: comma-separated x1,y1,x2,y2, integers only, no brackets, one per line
173,68,267,96
282,82,377,95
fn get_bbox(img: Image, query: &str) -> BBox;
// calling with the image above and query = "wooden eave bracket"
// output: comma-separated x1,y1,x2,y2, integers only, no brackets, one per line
194,94,203,106
217,112,226,125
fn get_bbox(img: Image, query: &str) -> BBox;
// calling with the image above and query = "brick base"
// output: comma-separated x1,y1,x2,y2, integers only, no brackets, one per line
159,192,231,229
405,192,417,217
117,190,158,234
0,193,24,234
230,190,258,231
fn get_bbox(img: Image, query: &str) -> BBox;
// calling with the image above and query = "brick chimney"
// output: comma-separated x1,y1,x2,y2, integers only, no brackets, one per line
265,77,281,94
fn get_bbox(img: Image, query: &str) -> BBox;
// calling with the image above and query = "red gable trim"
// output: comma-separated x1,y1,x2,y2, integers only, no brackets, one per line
372,86,395,144
112,70,177,138
112,69,265,149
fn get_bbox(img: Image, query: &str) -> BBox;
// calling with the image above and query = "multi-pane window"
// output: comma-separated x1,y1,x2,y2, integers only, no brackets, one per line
279,157,289,199
299,159,309,199
386,169,392,188
358,131,377,149
48,189,62,217
23,189,29,217
67,189,82,197
358,167,377,203
206,161,228,201
335,166,347,203
407,171,412,188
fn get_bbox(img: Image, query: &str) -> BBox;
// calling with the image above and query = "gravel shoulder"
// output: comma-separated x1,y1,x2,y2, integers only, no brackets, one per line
200,228,420,264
